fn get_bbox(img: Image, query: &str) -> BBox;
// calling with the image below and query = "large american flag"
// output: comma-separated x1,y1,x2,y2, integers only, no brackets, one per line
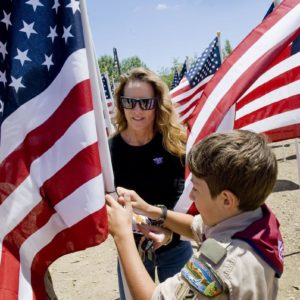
174,0,300,214
0,0,108,298
170,37,222,125
234,2,300,142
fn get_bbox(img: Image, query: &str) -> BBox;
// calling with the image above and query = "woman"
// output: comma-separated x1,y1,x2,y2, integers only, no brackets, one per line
109,67,193,299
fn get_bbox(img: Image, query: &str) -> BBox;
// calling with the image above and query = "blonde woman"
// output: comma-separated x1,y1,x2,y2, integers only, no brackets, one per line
109,67,193,299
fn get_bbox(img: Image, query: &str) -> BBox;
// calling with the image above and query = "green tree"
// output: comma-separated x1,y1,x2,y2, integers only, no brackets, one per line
222,39,233,60
121,56,147,74
98,55,119,82
158,58,188,88
158,67,173,88
98,55,147,83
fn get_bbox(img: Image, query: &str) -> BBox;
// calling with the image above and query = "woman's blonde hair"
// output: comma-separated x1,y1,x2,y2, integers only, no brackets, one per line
113,67,186,157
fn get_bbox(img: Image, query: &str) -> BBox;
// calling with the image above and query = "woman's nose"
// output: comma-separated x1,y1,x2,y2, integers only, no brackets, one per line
133,102,143,111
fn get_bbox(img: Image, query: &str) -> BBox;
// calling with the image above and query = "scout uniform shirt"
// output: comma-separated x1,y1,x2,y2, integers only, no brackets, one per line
152,206,283,299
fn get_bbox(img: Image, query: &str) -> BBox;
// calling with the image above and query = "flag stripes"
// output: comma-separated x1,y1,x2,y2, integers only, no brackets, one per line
171,37,221,125
1,23,108,300
235,35,300,142
175,0,300,214
1,49,90,162
171,76,212,124
187,1,300,152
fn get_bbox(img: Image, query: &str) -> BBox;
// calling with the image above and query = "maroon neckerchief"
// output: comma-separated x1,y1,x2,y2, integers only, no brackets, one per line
232,204,284,278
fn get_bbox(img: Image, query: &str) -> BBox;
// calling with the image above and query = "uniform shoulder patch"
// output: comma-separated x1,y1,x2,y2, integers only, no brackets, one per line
181,255,224,298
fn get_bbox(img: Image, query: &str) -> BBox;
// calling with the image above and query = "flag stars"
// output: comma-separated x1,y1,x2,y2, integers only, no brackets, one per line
0,41,8,59
66,0,80,14
0,70,7,86
9,76,25,92
47,26,58,42
52,0,60,13
62,25,73,43
14,48,31,66
42,54,54,70
20,21,37,39
26,0,43,11
1,11,12,30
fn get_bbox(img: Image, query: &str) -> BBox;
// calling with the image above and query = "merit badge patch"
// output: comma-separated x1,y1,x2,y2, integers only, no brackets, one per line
181,255,224,298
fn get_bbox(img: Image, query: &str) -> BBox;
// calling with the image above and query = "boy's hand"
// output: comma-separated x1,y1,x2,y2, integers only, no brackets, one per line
105,193,133,238
117,186,150,215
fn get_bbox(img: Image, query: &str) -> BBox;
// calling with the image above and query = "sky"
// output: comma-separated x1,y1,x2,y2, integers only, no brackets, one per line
86,0,272,73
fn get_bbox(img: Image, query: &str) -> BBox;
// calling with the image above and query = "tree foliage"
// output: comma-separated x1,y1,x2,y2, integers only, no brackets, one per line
222,39,233,60
98,55,147,83
158,58,188,88
120,56,147,74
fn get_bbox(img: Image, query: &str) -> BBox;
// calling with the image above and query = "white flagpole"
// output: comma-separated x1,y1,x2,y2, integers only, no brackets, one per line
80,2,133,299
185,56,190,71
80,0,114,193
80,2,114,137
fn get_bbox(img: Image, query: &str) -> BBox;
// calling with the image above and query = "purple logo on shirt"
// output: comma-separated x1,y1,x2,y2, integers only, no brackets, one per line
153,157,164,165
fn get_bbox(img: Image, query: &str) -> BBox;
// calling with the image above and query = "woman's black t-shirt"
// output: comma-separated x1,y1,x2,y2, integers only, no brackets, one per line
109,132,185,252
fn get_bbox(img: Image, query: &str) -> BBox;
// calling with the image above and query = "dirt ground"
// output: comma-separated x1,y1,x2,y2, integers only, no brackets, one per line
50,139,300,300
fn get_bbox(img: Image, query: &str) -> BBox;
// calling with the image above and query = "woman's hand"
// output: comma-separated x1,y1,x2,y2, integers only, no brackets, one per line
105,193,133,238
117,186,151,215
137,224,173,250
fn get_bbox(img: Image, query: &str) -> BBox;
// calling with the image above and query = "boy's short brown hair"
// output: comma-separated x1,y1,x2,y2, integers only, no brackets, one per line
187,130,278,211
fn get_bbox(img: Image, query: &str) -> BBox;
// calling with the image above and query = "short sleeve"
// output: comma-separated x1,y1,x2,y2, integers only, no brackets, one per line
191,215,205,244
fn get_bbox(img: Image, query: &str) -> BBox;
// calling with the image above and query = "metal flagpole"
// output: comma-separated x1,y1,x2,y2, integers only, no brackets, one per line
113,47,121,78
80,2,133,299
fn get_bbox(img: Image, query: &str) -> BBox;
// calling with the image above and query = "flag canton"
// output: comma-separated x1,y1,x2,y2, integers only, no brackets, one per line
101,74,112,100
0,0,84,125
291,35,300,55
186,37,221,88
170,69,179,90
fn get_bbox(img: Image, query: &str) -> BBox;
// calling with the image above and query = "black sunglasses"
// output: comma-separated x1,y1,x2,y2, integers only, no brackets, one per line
120,96,157,110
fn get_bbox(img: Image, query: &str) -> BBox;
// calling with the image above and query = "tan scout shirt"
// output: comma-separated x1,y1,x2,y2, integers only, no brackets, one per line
152,208,279,300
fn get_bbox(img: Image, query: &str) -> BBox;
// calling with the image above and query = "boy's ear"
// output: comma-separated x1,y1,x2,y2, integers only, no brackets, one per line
221,190,239,209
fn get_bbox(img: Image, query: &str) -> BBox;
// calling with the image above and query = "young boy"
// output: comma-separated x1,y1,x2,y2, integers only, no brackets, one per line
106,130,283,299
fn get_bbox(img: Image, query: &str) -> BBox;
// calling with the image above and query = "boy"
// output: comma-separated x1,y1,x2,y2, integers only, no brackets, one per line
106,130,283,299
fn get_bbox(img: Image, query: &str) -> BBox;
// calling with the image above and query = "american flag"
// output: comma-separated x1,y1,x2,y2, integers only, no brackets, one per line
178,60,187,82
170,37,222,125
170,68,179,90
234,2,300,142
174,0,300,214
0,0,108,298
101,73,114,117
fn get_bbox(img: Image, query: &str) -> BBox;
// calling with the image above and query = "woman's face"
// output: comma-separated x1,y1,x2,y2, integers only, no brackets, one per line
122,80,156,133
